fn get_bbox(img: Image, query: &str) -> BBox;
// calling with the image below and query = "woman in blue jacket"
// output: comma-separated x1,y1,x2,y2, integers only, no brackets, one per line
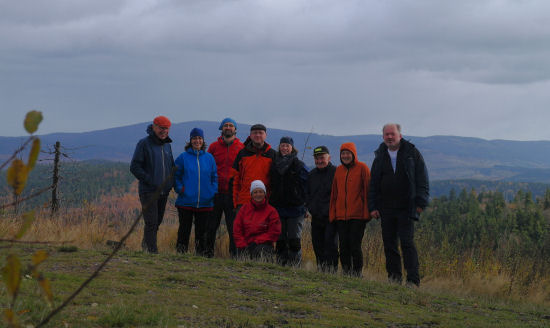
174,128,218,256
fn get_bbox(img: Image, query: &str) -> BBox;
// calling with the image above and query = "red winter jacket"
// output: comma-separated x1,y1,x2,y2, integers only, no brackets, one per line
231,138,276,207
233,198,281,249
207,136,244,194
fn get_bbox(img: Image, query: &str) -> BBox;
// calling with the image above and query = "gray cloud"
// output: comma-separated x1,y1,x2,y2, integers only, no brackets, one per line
2,0,550,140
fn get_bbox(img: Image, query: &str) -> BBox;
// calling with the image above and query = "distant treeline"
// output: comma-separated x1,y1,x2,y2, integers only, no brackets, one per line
0,160,134,210
2,160,550,210
431,179,550,201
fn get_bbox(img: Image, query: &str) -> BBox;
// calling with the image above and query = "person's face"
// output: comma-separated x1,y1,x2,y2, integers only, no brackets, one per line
191,136,203,150
250,130,266,145
383,125,402,151
279,143,292,156
314,153,330,169
153,124,169,140
222,122,236,138
340,150,353,165
252,189,266,202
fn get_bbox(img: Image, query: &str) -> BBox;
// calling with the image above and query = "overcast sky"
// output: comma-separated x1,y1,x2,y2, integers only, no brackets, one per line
2,0,550,140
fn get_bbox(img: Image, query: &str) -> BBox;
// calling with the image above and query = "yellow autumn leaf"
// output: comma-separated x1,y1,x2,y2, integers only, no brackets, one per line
37,273,54,305
24,110,43,134
27,138,41,170
2,255,21,300
15,211,35,240
6,159,28,195
32,249,49,267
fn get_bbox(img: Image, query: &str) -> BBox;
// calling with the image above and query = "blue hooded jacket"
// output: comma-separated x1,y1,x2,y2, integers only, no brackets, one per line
174,147,218,208
130,125,175,196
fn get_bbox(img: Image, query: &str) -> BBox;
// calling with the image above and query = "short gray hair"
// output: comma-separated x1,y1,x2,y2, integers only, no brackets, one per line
383,123,401,133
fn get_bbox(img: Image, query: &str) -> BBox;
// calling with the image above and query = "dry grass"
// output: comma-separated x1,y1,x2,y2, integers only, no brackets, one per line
1,192,549,306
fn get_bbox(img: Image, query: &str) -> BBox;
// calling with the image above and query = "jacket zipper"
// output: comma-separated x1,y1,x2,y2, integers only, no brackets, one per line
344,168,349,219
225,143,230,192
161,145,165,193
196,151,201,208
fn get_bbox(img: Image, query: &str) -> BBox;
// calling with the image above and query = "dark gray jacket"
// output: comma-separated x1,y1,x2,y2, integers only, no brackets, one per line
305,162,336,224
130,125,175,196
368,139,429,220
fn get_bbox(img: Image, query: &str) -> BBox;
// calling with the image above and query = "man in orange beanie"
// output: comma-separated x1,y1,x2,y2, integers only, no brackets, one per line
130,115,175,253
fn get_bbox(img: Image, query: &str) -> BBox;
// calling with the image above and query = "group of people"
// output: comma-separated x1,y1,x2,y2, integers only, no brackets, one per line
130,116,429,286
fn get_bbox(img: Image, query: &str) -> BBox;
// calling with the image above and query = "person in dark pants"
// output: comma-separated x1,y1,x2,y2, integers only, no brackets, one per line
305,145,338,272
130,115,175,254
368,123,429,287
174,128,218,256
206,118,244,257
270,136,308,267
329,142,371,276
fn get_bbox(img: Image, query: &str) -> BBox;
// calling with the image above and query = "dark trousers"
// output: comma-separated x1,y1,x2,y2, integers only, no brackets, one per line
336,219,367,276
380,209,420,285
276,215,304,266
139,192,168,254
311,219,339,273
176,208,210,256
237,243,275,262
206,193,236,258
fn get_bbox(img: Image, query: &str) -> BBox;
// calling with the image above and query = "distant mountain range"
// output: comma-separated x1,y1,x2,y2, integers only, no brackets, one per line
2,120,550,182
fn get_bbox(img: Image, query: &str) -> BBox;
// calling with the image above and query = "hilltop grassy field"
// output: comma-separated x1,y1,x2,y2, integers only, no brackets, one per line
3,243,549,328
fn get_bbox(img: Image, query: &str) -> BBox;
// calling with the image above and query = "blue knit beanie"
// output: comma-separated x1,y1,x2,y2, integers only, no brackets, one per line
190,128,204,139
219,117,237,130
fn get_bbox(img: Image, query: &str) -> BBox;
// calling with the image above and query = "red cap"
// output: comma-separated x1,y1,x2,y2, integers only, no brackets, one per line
153,115,171,128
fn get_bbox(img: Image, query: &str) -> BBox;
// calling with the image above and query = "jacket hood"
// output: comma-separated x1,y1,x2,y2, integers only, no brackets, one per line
147,124,172,144
375,139,414,155
251,197,268,209
244,136,271,153
340,142,358,165
217,135,241,146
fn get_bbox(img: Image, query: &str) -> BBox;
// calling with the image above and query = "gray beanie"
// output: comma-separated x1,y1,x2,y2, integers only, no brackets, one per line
250,180,266,194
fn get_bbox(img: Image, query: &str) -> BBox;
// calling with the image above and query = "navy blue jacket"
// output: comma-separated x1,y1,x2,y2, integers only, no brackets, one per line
368,139,429,220
174,147,218,208
130,125,175,196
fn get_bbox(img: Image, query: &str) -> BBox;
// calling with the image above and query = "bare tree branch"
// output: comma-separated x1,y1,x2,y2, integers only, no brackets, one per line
0,185,54,210
0,136,35,170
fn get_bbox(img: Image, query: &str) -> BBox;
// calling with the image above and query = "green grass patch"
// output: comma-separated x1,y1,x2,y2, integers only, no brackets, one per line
2,243,549,327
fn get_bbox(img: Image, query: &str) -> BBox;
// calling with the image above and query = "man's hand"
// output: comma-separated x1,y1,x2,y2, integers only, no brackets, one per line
370,210,381,219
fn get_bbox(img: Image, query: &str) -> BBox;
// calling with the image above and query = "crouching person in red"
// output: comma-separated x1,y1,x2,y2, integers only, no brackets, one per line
233,180,281,261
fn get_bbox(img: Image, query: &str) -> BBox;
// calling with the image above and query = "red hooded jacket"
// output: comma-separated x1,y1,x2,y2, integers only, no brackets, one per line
233,198,281,248
329,142,371,222
207,136,244,194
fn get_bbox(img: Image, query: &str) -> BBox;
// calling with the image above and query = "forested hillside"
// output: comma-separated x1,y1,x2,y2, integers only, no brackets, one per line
0,161,134,210
2,161,550,211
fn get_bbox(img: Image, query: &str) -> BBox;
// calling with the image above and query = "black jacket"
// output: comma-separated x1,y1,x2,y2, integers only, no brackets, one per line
269,152,308,214
305,162,336,224
368,139,429,220
130,125,175,195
